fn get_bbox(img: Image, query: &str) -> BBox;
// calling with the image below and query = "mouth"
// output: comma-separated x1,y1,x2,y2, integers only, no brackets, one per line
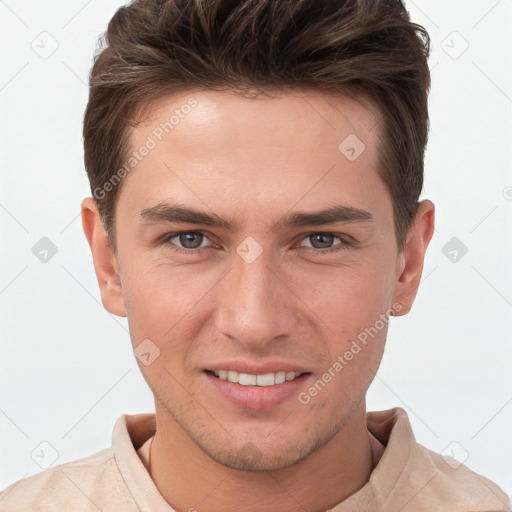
205,369,308,386
203,369,312,410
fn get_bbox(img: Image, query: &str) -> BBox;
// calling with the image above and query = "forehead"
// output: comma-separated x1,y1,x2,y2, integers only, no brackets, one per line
117,87,387,228
133,87,380,156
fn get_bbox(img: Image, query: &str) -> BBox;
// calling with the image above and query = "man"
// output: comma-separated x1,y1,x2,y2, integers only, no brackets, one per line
1,0,509,510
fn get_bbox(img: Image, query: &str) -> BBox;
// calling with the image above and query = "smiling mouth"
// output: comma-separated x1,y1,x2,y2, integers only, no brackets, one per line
205,369,310,386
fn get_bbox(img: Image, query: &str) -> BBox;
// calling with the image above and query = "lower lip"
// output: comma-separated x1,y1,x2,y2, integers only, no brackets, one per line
204,371,311,410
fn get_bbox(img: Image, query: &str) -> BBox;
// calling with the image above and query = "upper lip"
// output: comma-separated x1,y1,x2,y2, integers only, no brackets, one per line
205,361,310,375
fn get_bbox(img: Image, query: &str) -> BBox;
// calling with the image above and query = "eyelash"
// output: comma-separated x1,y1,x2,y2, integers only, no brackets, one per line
161,231,352,255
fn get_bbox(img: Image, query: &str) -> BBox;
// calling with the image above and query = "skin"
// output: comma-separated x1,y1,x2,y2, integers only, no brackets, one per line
82,88,435,512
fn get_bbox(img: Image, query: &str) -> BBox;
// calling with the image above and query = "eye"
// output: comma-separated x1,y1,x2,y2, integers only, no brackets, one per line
163,231,213,253
298,232,349,253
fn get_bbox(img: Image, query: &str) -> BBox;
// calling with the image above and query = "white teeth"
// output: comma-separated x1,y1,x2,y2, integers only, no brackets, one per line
227,371,239,383
239,373,257,385
275,371,286,384
212,370,302,386
256,373,275,386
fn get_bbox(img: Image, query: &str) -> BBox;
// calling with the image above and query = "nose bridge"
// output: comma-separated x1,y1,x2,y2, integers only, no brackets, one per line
215,245,294,347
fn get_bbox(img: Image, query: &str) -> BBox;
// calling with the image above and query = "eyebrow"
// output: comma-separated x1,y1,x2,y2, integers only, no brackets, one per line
138,203,373,231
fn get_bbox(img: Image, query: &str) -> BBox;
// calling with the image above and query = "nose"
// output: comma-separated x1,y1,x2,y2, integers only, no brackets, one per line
214,246,297,349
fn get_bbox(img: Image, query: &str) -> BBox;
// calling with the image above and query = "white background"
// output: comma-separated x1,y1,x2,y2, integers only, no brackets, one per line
1,0,511,501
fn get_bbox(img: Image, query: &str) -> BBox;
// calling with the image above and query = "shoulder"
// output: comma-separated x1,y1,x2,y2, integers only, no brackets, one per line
0,447,136,511
415,442,510,511
367,407,510,511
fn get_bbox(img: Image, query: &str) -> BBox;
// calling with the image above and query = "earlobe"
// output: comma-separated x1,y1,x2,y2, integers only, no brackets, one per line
392,200,435,316
81,197,127,317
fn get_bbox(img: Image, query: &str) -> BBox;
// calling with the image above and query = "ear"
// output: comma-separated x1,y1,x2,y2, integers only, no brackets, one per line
392,200,435,316
81,197,127,317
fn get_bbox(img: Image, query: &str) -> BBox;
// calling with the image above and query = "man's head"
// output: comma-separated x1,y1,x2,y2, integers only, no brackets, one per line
83,0,431,253
81,0,434,472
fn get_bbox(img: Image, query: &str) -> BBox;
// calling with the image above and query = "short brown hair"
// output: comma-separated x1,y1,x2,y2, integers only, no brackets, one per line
83,0,431,252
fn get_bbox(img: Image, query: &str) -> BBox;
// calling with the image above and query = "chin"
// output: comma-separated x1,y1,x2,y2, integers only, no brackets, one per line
191,425,333,472
205,442,309,472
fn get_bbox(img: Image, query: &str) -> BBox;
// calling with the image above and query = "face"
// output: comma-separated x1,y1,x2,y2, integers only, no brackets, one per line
84,88,430,472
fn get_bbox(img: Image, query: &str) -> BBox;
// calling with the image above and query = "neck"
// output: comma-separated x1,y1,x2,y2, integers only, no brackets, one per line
149,402,376,512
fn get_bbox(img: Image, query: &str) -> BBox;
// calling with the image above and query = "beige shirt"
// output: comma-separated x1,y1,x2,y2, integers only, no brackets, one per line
0,407,509,511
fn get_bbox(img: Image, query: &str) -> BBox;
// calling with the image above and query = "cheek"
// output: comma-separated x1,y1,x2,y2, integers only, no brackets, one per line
122,252,202,312
120,259,177,342
302,320,388,415
291,258,394,395
293,259,394,337
120,255,216,360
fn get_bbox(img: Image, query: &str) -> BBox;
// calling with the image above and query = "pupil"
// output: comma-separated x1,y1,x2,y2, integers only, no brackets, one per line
312,233,333,248
181,233,202,248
